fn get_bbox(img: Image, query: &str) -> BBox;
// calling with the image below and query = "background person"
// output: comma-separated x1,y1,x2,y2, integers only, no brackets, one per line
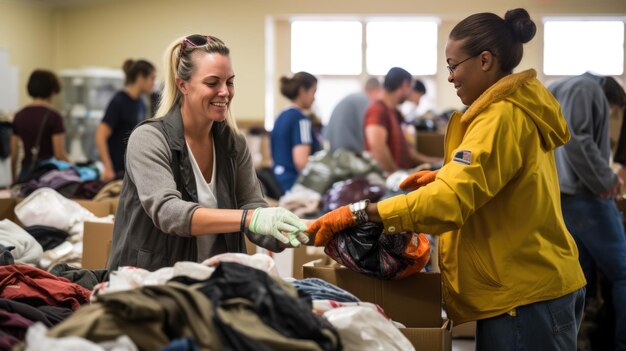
270,72,321,192
364,67,440,173
11,69,70,183
550,73,626,350
96,59,156,182
324,77,381,153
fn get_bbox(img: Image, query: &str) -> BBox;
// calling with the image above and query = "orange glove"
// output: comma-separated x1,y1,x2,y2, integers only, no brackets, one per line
306,205,355,247
399,169,439,191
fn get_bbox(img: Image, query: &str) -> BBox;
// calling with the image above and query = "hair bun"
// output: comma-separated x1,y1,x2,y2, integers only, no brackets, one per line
122,59,135,74
504,8,536,44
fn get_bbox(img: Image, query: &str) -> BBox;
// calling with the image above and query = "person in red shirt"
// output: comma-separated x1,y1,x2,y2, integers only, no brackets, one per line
11,70,70,183
364,67,439,173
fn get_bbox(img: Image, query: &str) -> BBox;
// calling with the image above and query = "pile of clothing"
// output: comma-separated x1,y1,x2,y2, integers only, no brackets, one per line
1,250,418,351
0,188,114,269
12,160,122,201
0,265,91,349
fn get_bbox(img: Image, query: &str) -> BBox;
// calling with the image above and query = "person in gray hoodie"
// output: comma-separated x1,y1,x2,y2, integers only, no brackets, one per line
107,35,308,272
550,73,626,350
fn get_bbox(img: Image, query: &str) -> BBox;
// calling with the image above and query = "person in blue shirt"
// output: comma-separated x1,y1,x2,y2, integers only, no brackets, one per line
96,59,156,181
271,71,321,192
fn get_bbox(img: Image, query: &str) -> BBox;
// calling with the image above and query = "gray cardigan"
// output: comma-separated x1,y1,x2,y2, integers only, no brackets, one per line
107,107,282,271
549,72,616,196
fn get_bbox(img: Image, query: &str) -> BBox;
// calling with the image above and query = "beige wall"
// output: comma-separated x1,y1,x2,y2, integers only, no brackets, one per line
1,0,625,120
0,1,56,108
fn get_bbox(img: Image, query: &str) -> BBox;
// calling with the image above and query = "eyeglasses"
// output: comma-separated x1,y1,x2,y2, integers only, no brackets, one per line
177,34,212,68
446,55,478,75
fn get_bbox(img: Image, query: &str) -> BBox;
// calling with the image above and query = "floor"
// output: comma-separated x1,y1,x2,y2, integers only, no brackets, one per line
452,338,475,351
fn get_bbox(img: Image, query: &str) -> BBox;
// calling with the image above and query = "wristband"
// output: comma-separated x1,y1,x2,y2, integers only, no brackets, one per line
240,209,249,233
349,199,370,225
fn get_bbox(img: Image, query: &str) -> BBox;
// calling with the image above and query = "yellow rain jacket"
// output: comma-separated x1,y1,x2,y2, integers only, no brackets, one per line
377,69,586,324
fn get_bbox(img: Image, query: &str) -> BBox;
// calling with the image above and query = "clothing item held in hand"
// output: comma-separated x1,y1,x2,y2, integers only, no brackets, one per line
324,222,430,280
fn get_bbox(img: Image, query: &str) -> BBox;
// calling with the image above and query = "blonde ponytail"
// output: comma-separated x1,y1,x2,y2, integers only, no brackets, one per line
155,39,183,118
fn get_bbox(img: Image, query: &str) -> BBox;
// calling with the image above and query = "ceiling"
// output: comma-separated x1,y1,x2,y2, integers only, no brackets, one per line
13,0,123,9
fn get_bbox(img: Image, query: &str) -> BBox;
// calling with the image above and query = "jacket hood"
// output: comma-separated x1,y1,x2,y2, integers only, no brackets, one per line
460,69,570,151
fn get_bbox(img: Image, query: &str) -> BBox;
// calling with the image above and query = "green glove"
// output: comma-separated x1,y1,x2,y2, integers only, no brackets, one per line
249,207,308,247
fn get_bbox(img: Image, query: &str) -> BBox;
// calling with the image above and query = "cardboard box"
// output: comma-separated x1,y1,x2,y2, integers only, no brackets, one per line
401,320,452,351
74,200,111,218
82,221,114,269
452,321,476,339
303,260,442,327
0,197,18,222
244,237,257,255
303,260,451,350
292,246,327,279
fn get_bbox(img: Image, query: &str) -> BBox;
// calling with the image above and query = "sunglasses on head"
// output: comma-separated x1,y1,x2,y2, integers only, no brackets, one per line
177,34,212,68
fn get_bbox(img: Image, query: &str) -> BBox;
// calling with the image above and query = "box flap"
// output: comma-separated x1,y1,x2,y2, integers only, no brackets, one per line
75,200,111,218
400,319,452,351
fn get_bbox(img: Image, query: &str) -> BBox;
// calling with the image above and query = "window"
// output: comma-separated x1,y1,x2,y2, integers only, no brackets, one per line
366,20,438,75
291,21,362,75
544,19,624,76
284,18,439,129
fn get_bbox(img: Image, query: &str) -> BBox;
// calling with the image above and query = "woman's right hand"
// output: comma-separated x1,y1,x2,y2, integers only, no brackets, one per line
399,169,439,191
101,167,116,182
248,207,309,247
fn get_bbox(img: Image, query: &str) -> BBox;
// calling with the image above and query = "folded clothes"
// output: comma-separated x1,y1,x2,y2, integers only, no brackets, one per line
0,244,15,265
24,226,69,251
290,278,360,303
0,265,90,310
202,253,278,277
0,298,71,327
0,219,43,265
0,309,33,342
91,261,215,299
279,184,322,217
23,322,138,351
49,263,109,290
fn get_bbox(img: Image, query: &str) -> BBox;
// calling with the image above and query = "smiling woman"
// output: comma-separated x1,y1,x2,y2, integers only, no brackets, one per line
107,34,310,272
307,8,587,351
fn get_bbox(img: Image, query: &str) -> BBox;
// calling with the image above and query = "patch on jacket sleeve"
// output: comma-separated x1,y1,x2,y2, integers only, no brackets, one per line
453,150,472,165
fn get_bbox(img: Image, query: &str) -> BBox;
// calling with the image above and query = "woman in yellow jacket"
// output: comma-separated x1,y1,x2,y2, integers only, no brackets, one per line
307,8,586,351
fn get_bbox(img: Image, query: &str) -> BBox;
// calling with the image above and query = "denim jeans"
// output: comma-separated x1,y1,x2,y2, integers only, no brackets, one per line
476,288,585,351
560,195,626,350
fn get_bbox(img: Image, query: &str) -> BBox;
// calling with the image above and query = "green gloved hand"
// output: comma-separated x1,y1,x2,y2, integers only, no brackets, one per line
249,207,308,247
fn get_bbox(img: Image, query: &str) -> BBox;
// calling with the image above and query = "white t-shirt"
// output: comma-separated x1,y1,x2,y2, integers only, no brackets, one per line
186,141,219,262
